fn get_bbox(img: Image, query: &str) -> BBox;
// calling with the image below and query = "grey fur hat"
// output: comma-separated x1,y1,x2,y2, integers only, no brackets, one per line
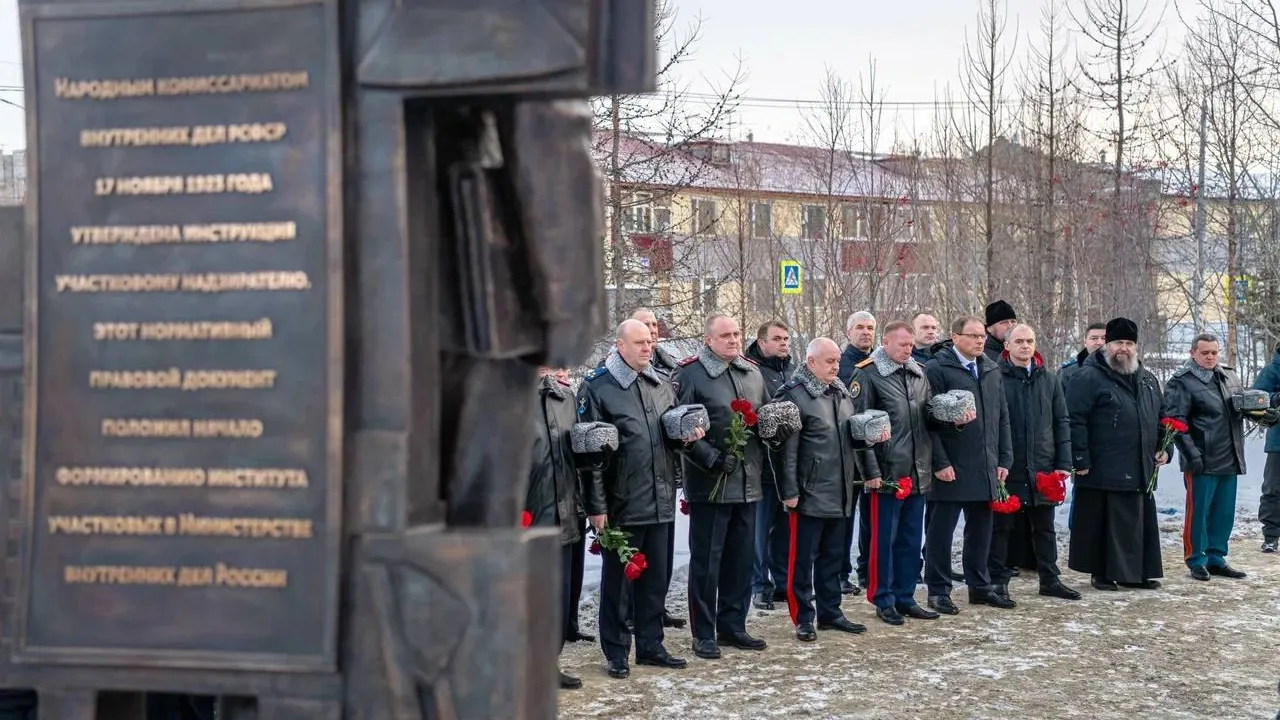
1233,389,1271,412
929,389,977,423
757,400,802,440
571,422,620,455
849,410,892,444
662,404,710,440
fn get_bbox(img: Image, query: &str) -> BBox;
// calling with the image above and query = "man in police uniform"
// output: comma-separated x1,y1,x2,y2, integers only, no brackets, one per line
775,338,869,641
576,319,704,679
526,366,586,689
674,314,772,659
1163,334,1251,581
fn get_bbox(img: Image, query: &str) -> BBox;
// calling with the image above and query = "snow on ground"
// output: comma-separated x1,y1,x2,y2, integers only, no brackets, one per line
560,437,1280,719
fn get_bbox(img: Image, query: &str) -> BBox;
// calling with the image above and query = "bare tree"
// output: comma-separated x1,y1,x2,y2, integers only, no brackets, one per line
594,0,745,328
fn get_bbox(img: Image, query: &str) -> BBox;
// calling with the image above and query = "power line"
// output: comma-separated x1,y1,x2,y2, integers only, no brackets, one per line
0,97,22,111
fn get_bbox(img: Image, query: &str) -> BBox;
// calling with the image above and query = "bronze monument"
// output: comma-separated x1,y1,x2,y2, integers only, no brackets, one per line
3,1,654,717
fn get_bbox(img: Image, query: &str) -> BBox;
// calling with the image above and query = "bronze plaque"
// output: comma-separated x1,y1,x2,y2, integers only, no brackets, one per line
17,0,342,671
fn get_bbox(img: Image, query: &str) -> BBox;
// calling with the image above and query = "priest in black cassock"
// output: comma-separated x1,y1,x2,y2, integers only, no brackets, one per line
1065,318,1166,590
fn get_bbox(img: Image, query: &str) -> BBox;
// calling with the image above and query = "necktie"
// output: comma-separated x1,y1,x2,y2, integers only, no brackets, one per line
967,361,978,380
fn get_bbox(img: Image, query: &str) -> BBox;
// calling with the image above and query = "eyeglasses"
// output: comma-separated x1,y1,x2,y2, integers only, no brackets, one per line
956,333,985,340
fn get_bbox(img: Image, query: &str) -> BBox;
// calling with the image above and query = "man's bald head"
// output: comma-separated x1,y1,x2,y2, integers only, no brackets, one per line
616,319,655,371
806,337,842,384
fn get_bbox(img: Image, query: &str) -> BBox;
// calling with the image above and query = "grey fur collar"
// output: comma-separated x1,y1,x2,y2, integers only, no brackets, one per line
605,349,661,390
870,346,923,377
795,364,850,399
539,374,572,400
698,344,755,378
1187,365,1216,384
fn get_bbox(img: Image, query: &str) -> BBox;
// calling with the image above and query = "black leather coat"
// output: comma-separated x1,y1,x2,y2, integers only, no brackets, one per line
746,340,794,488
1065,350,1164,492
1162,363,1247,476
852,350,939,494
999,355,1071,504
576,353,686,526
772,368,864,519
673,348,769,504
526,377,582,545
923,349,1013,503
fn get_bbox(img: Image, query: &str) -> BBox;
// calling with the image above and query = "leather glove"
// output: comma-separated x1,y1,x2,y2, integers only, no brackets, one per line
1248,407,1280,427
580,447,613,471
1188,456,1204,477
770,422,797,446
715,452,740,474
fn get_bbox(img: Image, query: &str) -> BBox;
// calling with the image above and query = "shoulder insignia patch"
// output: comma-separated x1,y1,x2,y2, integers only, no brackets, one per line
576,396,588,415
855,358,874,369
1172,366,1190,377
678,355,698,366
849,380,862,399
742,355,759,366
1060,359,1075,368
583,367,604,381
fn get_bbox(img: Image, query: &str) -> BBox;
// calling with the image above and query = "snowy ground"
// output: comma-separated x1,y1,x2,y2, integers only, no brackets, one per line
560,436,1280,719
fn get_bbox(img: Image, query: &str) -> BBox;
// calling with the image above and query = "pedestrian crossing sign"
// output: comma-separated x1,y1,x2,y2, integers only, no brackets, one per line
780,260,802,295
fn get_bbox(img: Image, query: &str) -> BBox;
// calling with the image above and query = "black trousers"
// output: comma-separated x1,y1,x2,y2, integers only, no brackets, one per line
924,500,993,597
990,503,1060,585
599,523,672,662
687,501,756,640
566,519,586,639
626,510,677,625
854,491,871,582
786,513,846,626
1261,453,1280,541
560,542,575,652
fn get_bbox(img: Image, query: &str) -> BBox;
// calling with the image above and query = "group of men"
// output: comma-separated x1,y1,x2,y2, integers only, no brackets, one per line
525,302,1280,685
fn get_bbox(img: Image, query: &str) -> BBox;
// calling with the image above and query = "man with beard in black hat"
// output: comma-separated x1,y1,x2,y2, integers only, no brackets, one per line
1065,317,1167,591
983,300,1017,362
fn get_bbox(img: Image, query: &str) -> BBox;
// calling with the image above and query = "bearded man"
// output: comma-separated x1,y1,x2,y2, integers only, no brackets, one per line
1065,317,1167,591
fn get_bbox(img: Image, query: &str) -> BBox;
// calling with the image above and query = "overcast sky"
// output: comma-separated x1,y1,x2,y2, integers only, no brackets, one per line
0,0,1188,153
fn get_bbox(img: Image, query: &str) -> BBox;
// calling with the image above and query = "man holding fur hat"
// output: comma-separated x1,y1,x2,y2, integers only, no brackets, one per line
673,313,777,659
575,319,706,679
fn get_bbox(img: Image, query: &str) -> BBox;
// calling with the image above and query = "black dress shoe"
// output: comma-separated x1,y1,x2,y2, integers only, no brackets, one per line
772,588,789,602
949,570,966,582
753,592,775,611
662,610,686,629
565,630,596,643
717,631,767,651
840,577,857,595
795,622,817,642
636,650,687,669
1189,566,1211,581
969,591,1016,609
928,595,960,615
897,603,940,620
692,639,721,659
818,617,867,634
1208,564,1247,579
624,621,635,634
856,574,869,590
993,582,1012,601
1010,567,1021,577
1039,581,1081,600
559,671,582,689
606,659,630,679
1117,579,1161,590
1091,576,1118,591
876,606,905,626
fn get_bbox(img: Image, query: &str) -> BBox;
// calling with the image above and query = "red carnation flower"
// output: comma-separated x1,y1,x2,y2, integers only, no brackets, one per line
1161,417,1189,434
588,539,601,555
730,398,752,414
894,477,913,500
520,510,533,528
743,411,759,427
680,498,690,515
624,559,645,581
631,552,648,571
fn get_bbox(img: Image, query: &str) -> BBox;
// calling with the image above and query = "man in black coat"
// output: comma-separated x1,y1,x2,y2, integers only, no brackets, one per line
1065,317,1166,591
852,321,942,626
911,312,942,365
774,338,870,642
1163,333,1252,581
923,315,1015,614
674,314,771,659
982,300,1017,362
838,311,877,594
990,325,1080,602
630,308,686,630
576,319,705,679
746,320,795,610
527,368,586,689
1060,322,1107,390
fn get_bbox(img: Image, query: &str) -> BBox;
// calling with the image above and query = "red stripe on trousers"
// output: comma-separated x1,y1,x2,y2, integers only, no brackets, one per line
1182,473,1194,561
785,510,801,626
865,492,880,604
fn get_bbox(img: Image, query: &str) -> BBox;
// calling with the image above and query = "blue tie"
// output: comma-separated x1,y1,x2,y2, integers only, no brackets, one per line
967,361,978,380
